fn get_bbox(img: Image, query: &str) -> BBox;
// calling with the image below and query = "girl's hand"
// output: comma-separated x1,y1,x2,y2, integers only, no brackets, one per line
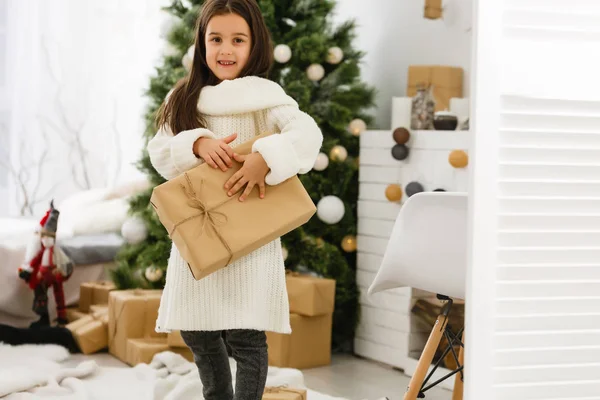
224,152,269,202
193,133,237,171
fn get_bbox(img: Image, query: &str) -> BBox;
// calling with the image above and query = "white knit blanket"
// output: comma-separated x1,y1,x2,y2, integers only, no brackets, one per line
0,343,345,400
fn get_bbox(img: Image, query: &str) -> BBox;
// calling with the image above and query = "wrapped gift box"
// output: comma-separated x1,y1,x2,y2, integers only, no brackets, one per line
263,387,307,400
66,307,88,323
79,281,116,312
286,273,336,317
150,133,316,281
66,312,109,355
108,290,166,362
266,313,332,369
167,330,187,348
126,338,194,365
407,65,463,112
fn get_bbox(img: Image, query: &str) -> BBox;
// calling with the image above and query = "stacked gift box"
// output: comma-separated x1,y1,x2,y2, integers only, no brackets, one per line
108,289,193,365
267,272,336,369
65,281,116,354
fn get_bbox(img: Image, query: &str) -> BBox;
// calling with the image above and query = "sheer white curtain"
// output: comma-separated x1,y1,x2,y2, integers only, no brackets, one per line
1,0,170,217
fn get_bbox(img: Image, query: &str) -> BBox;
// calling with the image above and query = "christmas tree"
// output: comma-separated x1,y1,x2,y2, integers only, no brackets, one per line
112,0,375,351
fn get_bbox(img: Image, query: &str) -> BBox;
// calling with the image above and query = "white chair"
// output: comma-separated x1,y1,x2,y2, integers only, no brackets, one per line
368,192,468,400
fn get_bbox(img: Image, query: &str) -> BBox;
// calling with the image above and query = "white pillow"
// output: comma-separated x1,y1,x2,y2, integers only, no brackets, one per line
70,197,130,236
58,188,110,238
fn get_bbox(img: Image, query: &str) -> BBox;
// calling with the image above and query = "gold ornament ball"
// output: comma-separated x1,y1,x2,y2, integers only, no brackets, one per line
348,118,367,136
145,266,164,282
449,150,469,168
330,145,348,162
385,184,403,202
341,235,357,252
316,238,325,248
306,63,325,81
327,46,344,64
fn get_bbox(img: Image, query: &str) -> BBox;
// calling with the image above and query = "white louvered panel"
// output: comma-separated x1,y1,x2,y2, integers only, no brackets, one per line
356,252,383,273
354,338,405,369
357,217,395,238
467,1,600,397
358,166,402,184
497,265,600,280
358,285,412,314
497,298,600,315
495,330,600,350
357,200,401,221
356,235,389,256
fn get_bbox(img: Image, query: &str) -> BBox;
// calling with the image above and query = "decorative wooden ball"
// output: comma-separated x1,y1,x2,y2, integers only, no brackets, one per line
406,181,425,197
330,145,348,162
385,184,403,202
449,150,469,168
393,127,410,145
341,235,357,252
348,118,367,136
391,144,409,161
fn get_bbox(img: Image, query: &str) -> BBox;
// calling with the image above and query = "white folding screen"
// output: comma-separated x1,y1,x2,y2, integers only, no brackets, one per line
467,0,600,398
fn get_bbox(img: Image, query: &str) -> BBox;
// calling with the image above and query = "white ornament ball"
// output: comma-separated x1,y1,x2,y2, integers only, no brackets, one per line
313,152,329,171
163,42,179,57
317,196,345,225
282,246,289,261
182,45,194,71
307,63,325,81
348,118,367,136
274,44,292,63
145,266,164,282
121,216,148,245
327,46,344,64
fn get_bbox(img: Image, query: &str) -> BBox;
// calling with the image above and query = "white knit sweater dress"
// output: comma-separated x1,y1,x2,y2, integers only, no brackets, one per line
147,76,323,334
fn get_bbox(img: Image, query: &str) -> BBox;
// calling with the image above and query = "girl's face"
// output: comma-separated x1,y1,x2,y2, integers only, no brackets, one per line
205,13,252,82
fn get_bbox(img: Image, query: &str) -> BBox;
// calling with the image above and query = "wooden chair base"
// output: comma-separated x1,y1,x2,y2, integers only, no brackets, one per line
404,296,464,400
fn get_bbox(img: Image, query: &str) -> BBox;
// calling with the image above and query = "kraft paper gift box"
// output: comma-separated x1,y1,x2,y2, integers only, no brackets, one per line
150,132,317,281
125,338,194,365
262,387,307,400
108,290,166,363
79,281,116,312
266,313,332,369
407,65,463,112
66,307,88,323
286,272,336,317
66,311,109,355
167,330,187,348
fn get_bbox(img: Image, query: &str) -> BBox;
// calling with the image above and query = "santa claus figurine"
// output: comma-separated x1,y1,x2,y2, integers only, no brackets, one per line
18,200,74,328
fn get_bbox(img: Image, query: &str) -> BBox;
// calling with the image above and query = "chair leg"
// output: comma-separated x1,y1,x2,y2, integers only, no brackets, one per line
451,332,465,400
404,314,449,400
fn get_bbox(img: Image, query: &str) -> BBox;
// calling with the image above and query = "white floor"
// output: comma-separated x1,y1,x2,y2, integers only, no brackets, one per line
72,353,451,400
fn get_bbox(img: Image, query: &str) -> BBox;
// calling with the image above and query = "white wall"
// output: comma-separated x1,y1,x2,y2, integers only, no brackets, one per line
333,0,473,129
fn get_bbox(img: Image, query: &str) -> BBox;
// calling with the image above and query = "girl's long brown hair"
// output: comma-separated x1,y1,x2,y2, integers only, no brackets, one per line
156,0,274,135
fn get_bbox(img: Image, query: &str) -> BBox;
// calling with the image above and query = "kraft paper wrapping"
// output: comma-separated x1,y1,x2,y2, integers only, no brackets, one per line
66,310,109,355
108,290,165,363
150,132,317,281
263,387,307,400
79,281,116,312
266,313,332,369
407,65,463,112
167,330,187,348
286,272,336,317
126,338,194,365
66,307,88,323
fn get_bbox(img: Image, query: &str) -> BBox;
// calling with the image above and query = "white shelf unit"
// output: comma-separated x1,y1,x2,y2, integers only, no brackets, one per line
355,129,470,388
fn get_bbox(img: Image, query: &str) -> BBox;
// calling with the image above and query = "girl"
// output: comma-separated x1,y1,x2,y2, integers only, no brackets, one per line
147,0,323,399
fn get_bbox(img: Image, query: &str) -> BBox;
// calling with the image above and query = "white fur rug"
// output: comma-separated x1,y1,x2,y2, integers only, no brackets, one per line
0,343,346,399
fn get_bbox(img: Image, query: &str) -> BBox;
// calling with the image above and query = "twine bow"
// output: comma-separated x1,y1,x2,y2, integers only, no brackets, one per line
169,173,234,266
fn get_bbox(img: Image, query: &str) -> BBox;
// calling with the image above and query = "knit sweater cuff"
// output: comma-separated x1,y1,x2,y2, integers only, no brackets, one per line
171,128,216,173
252,134,301,186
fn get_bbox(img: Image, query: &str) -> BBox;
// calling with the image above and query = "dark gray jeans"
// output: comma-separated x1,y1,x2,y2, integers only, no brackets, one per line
180,329,268,400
